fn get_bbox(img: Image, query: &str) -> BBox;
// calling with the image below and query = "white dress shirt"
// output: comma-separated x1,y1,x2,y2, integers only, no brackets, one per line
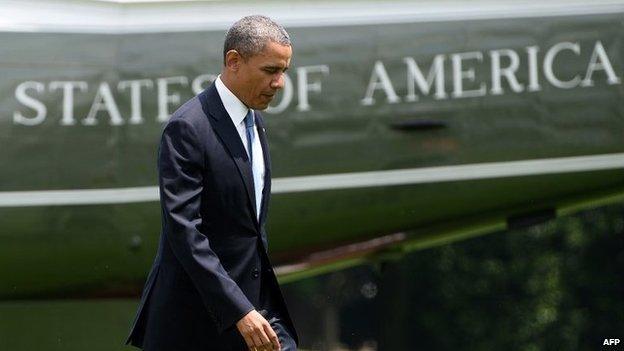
215,75,265,220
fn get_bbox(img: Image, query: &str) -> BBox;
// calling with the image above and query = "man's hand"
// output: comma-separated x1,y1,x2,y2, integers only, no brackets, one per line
236,310,281,351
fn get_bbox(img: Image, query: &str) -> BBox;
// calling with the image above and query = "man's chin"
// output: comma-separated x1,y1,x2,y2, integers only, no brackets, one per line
251,101,272,111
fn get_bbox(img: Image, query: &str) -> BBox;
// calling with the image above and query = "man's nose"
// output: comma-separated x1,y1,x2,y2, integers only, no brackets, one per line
270,73,285,89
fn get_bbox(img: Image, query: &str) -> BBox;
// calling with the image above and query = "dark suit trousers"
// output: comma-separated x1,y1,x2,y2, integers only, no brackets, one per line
142,260,297,351
247,265,297,351
141,270,297,351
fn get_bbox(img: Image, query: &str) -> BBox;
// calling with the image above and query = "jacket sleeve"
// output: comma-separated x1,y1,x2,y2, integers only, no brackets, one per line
158,117,255,333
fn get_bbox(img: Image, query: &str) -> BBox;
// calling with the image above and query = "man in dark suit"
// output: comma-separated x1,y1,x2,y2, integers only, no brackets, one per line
125,15,297,351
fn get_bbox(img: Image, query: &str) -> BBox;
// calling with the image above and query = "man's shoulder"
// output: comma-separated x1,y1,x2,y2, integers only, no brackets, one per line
165,95,211,133
171,95,205,122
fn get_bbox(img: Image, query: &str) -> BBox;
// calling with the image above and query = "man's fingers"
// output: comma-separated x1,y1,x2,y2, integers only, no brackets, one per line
257,324,273,347
242,334,255,351
263,323,281,351
251,331,263,349
236,311,276,351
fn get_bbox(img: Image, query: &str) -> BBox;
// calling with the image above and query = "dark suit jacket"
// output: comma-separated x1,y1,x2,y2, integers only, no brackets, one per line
125,82,298,351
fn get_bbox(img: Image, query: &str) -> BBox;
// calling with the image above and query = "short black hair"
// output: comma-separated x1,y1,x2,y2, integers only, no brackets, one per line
223,15,291,64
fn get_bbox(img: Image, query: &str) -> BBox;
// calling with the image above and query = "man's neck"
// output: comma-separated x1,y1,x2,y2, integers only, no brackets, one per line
220,71,245,106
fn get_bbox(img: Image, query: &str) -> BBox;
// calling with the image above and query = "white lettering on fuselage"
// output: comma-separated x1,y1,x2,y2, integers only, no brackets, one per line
11,40,621,126
360,40,620,105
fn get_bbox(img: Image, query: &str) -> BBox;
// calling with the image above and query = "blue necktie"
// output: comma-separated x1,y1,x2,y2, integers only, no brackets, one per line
244,109,263,219
244,110,254,164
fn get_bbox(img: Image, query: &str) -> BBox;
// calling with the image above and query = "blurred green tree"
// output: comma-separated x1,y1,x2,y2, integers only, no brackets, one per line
377,203,624,350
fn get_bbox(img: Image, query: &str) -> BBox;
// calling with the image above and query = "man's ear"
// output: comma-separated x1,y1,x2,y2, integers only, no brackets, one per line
225,50,243,72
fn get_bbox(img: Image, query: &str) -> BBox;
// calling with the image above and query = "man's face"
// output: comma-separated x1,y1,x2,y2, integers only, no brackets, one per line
230,41,292,110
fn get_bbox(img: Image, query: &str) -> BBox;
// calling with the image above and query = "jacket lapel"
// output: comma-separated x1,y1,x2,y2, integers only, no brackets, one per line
255,112,272,227
198,84,259,227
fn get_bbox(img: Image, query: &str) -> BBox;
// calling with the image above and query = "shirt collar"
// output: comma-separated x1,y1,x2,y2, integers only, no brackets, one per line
215,75,251,126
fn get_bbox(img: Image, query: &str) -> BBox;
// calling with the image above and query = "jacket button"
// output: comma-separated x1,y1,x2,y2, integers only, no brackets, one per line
252,268,260,279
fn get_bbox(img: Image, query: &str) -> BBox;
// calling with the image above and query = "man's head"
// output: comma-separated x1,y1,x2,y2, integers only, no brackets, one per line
221,15,292,110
